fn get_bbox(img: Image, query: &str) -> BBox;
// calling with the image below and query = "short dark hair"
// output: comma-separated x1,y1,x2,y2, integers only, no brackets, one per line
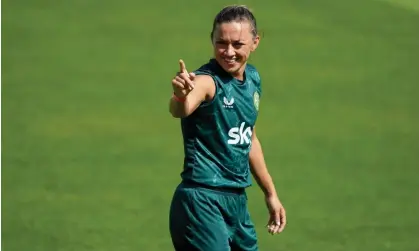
211,5,258,39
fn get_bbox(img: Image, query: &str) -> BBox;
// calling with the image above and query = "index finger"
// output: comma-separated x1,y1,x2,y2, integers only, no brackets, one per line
179,59,188,73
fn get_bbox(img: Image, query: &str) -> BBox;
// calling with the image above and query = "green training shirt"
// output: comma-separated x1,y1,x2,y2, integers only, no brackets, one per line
179,58,262,188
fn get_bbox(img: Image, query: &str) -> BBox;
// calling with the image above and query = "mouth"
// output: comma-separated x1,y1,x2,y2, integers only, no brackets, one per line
223,57,238,66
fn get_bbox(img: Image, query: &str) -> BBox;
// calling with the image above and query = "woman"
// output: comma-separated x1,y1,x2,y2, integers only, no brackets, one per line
169,5,286,251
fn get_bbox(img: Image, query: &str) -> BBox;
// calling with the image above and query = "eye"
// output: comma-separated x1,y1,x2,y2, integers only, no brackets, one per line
232,42,245,49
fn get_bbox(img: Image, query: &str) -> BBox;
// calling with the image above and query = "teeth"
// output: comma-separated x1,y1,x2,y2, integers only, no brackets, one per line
225,58,236,63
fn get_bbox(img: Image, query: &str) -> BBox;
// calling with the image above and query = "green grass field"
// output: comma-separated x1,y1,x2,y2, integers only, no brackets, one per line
2,0,419,250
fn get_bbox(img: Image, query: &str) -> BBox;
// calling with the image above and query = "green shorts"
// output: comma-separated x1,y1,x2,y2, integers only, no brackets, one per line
169,181,258,251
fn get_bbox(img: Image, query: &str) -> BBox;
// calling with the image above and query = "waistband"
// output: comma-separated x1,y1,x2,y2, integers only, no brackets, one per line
180,180,246,195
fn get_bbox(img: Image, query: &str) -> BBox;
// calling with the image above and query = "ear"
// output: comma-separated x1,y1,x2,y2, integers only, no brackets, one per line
251,35,260,52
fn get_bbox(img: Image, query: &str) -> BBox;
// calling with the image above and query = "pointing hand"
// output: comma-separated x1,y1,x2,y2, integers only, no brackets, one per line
171,59,196,98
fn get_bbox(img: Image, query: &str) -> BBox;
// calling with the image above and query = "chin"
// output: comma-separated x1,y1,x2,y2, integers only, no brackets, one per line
222,63,242,74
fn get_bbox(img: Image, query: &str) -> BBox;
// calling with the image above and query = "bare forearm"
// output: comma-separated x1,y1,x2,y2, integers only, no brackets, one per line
169,75,215,118
249,136,277,197
169,98,189,118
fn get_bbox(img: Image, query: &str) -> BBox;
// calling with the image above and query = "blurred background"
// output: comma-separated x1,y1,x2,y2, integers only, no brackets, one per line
2,0,419,250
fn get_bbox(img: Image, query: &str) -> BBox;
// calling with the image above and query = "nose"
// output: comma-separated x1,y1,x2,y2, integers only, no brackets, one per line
225,44,235,57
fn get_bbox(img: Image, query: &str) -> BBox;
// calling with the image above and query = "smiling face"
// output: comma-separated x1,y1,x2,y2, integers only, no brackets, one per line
211,21,260,80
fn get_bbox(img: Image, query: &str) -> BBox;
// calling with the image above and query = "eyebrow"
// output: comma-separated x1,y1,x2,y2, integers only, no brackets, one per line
216,38,245,43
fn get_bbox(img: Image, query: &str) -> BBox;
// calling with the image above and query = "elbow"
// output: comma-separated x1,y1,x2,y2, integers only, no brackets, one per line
171,112,185,118
168,99,190,118
169,108,180,118
169,108,187,118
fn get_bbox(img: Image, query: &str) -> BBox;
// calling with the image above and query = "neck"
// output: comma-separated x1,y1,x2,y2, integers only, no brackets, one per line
232,63,246,81
212,58,246,81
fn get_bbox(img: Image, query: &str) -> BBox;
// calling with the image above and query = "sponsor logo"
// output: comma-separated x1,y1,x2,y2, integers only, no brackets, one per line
228,122,252,145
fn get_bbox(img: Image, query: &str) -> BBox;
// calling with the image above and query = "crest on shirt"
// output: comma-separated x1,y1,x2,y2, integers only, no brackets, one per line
223,97,235,108
253,92,260,111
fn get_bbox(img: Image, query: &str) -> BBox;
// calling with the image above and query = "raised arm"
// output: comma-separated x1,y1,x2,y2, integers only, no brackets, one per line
169,60,215,118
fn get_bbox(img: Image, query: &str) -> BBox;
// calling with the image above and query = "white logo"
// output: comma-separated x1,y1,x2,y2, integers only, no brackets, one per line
223,97,234,108
253,92,260,111
227,122,253,145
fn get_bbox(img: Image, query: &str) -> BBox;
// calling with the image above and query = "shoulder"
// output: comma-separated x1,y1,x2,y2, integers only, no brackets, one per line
194,74,215,88
246,63,262,88
246,63,259,74
192,59,217,88
192,73,216,103
192,59,219,95
194,59,219,77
